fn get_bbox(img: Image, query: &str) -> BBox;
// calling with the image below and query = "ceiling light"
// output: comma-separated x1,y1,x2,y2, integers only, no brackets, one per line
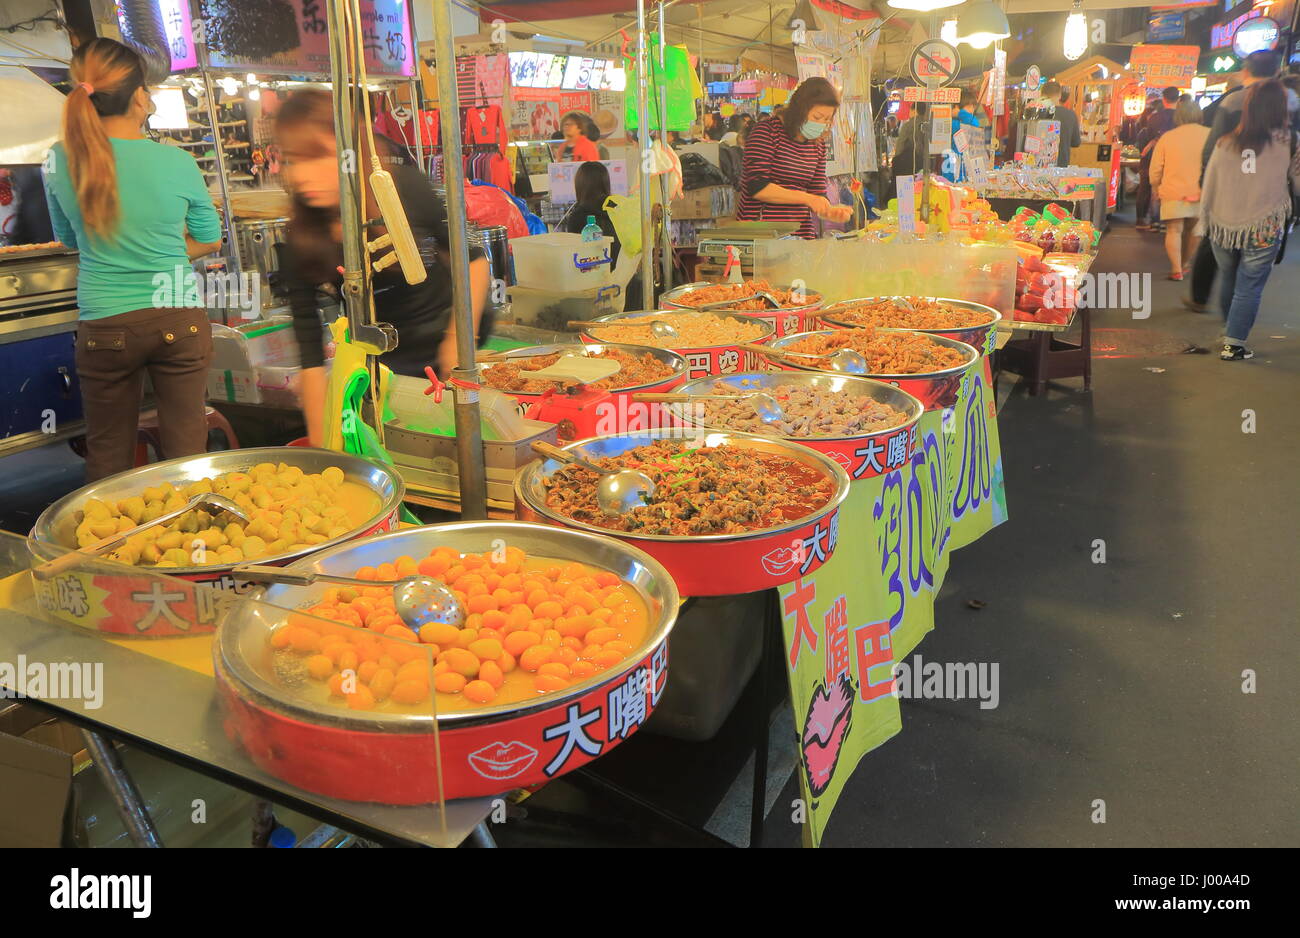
955,1,1010,49
787,0,823,32
887,0,967,13
1064,2,1088,61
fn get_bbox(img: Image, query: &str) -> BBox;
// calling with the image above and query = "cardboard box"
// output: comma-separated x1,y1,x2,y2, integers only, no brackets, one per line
671,186,725,221
0,707,83,848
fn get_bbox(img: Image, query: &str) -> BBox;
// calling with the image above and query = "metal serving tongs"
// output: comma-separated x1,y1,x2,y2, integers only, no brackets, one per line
33,493,250,580
631,391,786,425
531,441,656,517
738,342,870,375
686,291,786,312
232,564,467,630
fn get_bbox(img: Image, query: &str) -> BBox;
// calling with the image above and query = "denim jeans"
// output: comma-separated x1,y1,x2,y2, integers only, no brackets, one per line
1210,239,1279,344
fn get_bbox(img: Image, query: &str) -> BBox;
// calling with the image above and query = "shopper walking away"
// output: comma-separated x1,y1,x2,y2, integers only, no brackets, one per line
42,38,223,482
1188,50,1287,310
1150,95,1210,280
1135,87,1180,230
1199,79,1300,361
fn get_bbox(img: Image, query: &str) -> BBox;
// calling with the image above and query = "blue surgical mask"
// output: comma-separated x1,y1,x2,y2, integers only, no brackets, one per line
801,120,828,140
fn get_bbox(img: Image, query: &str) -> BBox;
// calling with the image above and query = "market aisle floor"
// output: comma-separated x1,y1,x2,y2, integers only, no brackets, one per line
762,216,1300,847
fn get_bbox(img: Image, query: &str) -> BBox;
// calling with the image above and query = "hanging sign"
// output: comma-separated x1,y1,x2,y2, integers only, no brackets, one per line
1128,44,1200,82
903,85,961,103
910,39,960,88
118,0,197,71
1024,64,1042,91
200,0,415,77
1148,11,1186,41
1232,17,1281,56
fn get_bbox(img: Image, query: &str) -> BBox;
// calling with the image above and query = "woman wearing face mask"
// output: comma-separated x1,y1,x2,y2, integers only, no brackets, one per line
735,77,852,238
42,37,223,482
274,91,490,445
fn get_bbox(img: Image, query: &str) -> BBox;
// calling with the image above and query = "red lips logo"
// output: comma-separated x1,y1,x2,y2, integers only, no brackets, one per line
827,451,853,472
761,546,800,577
468,741,539,780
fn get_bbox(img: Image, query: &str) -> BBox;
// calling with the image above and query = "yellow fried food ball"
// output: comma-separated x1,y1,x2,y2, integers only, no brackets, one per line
155,530,183,551
82,498,112,522
241,536,268,560
118,495,146,524
321,466,345,488
161,548,191,566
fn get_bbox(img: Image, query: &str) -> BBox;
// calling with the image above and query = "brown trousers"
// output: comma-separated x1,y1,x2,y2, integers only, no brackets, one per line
76,307,213,483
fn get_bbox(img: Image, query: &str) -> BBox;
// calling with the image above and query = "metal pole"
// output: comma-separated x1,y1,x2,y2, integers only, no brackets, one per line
657,3,673,293
81,730,163,848
326,0,368,339
431,0,488,520
195,58,241,298
410,78,425,175
636,0,655,306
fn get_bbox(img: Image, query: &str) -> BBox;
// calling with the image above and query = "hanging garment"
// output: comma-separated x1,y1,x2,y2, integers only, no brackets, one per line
464,105,509,158
625,37,697,133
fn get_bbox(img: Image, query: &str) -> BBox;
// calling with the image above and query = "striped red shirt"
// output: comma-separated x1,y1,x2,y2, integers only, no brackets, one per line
735,115,828,239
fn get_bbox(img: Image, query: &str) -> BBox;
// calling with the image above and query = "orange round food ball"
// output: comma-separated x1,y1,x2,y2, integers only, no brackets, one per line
496,651,517,674
396,658,431,684
337,648,359,673
533,600,564,621
420,623,461,646
391,679,430,705
288,627,321,654
519,644,554,672
478,660,504,689
538,661,571,680
384,623,420,643
504,630,541,658
586,626,619,647
463,680,497,704
346,686,376,710
468,638,503,661
355,566,378,581
370,668,396,701
593,649,625,670
434,671,467,694
552,647,579,667
443,647,481,679
535,674,569,693
603,640,633,656
375,563,397,581
270,627,292,649
571,660,597,679
305,654,335,680
357,660,379,684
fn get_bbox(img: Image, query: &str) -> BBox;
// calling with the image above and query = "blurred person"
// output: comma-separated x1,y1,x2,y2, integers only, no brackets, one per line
274,90,489,444
891,102,929,180
736,77,853,238
1150,95,1210,280
558,111,599,162
1188,50,1287,311
43,37,222,482
1136,87,1181,230
1044,80,1082,168
1199,80,1300,360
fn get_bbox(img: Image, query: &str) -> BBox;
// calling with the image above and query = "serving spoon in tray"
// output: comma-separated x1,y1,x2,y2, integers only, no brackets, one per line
739,342,870,375
531,441,657,517
232,564,467,630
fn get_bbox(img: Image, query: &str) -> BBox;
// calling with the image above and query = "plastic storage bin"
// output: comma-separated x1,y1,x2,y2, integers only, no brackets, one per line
508,281,628,331
510,232,614,291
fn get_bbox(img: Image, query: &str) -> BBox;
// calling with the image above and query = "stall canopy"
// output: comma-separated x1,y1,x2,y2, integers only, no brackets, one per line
466,0,919,77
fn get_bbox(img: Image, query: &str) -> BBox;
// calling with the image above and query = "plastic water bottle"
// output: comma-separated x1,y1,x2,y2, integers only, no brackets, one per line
580,215,602,243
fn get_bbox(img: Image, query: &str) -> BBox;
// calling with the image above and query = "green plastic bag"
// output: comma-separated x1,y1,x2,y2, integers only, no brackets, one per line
625,37,697,133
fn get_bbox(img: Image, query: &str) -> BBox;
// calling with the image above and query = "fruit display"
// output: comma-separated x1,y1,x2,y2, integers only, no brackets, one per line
1013,242,1093,326
71,462,380,568
270,545,650,711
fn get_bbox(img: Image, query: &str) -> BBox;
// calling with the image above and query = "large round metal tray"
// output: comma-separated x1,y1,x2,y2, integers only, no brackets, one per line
769,329,979,412
579,309,775,381
818,295,1002,355
667,371,924,482
662,281,823,339
214,521,680,803
514,428,851,596
478,342,687,399
27,447,403,635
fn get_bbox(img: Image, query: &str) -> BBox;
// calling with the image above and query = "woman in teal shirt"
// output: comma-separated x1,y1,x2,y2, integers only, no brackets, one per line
43,38,222,482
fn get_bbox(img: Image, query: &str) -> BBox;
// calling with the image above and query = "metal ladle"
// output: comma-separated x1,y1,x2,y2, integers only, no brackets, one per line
740,342,870,375
573,319,680,341
233,565,466,630
34,492,250,580
631,391,786,425
531,441,656,517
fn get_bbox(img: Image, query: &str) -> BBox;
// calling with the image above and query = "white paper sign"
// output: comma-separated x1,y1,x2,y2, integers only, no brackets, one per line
547,159,629,203
897,175,917,234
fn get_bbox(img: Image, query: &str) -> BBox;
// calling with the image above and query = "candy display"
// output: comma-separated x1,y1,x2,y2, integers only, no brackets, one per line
271,545,650,711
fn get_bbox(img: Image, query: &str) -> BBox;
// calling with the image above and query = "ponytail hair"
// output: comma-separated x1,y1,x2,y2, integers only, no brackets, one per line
63,37,146,239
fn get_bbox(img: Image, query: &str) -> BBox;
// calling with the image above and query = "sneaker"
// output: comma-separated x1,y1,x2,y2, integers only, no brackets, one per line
1221,344,1255,361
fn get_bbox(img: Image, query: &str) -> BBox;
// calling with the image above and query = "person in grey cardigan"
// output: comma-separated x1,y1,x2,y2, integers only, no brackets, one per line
1199,80,1300,360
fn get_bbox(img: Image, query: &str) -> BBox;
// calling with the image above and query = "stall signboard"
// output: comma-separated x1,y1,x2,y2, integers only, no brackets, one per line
200,0,415,76
991,48,1007,116
1128,44,1199,82
118,0,197,71
1148,11,1186,41
778,483,903,848
903,85,961,103
1212,5,1265,49
508,52,625,91
1233,17,1281,56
